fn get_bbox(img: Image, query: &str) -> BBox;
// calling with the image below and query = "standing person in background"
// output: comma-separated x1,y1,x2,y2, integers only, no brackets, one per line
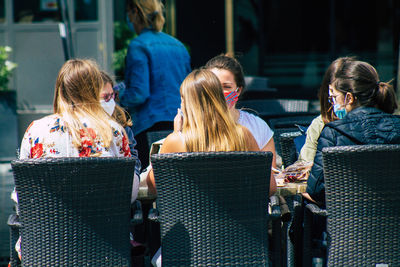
205,54,277,168
120,0,191,169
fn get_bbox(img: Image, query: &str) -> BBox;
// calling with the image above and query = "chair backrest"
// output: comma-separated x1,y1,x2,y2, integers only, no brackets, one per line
11,157,136,267
280,131,302,167
151,151,273,266
268,115,314,157
322,145,400,266
146,130,172,149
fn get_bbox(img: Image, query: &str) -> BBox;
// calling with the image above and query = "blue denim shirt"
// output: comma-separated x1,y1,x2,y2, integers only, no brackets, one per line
120,28,191,135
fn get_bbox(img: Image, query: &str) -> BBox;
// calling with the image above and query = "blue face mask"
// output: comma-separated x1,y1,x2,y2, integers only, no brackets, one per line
333,95,347,119
126,14,136,34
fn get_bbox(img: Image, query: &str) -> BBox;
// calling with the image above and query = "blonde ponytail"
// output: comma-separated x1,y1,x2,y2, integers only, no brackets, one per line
129,0,165,32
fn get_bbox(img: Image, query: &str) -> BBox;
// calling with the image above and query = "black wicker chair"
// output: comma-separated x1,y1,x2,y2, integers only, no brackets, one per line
8,157,136,267
268,115,314,159
151,151,273,266
321,144,400,266
279,131,302,168
146,130,172,149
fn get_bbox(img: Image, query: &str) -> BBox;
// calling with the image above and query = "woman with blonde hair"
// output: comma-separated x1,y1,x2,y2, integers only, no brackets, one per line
120,0,191,169
205,54,277,168
20,59,131,159
146,69,277,195
14,59,132,260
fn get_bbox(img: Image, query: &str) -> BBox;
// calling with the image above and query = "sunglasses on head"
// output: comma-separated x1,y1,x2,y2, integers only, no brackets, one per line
101,92,115,102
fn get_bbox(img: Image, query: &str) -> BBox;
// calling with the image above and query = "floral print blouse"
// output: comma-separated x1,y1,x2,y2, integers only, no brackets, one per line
20,114,131,159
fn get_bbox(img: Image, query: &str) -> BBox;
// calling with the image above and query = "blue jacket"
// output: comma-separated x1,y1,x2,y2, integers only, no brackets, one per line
306,107,400,205
124,126,141,176
120,29,191,135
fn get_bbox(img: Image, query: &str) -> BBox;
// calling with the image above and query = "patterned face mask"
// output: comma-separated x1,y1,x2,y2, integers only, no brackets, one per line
223,88,239,109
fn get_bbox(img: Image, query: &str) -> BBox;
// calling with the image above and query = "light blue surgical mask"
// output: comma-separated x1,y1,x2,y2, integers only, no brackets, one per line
333,95,348,119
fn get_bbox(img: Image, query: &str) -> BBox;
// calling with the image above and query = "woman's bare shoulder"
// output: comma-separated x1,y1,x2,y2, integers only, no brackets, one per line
160,132,187,153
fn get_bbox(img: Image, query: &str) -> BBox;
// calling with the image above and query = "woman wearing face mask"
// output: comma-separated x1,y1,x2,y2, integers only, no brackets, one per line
146,69,275,195
204,54,277,169
306,59,400,206
120,0,191,170
100,71,141,201
19,59,131,159
297,57,356,163
14,59,132,260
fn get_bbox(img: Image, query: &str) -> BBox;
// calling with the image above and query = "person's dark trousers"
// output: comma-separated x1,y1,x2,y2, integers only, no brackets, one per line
134,121,173,171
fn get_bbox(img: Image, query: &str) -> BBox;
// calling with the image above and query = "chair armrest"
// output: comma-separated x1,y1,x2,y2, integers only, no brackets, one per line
278,196,291,222
148,202,159,223
269,195,281,221
305,203,328,217
7,214,21,229
131,200,143,226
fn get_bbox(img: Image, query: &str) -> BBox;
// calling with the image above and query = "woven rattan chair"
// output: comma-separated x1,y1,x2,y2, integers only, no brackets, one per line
279,131,302,168
268,115,314,158
8,157,136,267
151,151,273,266
322,145,400,266
146,130,172,149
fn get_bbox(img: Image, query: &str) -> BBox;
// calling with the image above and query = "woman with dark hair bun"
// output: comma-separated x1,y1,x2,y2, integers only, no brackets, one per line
306,59,400,206
298,57,355,163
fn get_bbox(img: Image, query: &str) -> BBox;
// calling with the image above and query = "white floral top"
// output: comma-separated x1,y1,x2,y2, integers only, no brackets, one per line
20,114,131,159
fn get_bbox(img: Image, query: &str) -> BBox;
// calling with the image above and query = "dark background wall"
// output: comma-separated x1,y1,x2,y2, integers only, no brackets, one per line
175,0,225,69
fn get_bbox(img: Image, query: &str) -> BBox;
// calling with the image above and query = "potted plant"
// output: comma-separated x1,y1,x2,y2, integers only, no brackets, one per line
0,46,18,161
0,46,17,109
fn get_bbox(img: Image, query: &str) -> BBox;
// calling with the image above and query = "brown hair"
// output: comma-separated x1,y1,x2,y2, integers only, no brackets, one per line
319,57,356,123
53,59,114,148
180,69,248,152
127,0,165,32
205,54,246,90
331,60,398,114
100,71,133,128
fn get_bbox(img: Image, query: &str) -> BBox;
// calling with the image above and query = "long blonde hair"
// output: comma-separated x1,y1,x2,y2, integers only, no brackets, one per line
53,59,114,149
127,0,165,32
180,69,248,152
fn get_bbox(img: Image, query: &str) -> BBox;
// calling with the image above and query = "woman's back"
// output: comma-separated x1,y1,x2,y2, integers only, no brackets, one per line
20,114,131,159
319,107,400,146
161,126,259,154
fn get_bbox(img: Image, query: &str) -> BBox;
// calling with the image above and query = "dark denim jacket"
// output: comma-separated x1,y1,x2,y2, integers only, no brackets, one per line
120,28,191,135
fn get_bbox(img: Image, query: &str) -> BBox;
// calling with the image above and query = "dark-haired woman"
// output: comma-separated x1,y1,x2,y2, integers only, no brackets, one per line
297,57,356,163
306,59,400,206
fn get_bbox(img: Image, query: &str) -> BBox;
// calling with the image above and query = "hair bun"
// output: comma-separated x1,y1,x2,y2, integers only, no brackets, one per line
147,11,159,21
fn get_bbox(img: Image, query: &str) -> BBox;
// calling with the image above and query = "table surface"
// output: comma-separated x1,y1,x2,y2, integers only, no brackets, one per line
137,181,307,200
275,181,307,197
